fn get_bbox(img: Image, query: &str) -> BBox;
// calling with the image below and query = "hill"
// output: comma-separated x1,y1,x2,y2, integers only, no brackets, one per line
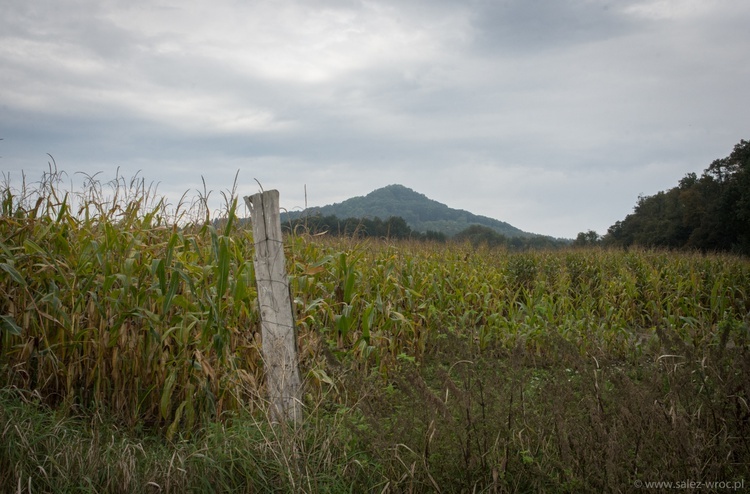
285,184,533,238
603,138,750,255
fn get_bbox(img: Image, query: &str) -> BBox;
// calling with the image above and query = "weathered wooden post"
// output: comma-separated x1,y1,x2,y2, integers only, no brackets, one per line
244,190,302,424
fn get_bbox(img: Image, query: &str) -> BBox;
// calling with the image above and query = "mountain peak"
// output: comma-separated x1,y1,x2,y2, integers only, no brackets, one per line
366,184,430,201
292,184,532,238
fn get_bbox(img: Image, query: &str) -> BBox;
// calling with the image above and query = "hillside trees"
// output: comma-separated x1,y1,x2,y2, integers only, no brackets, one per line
284,214,442,240
604,139,750,254
285,215,569,249
454,224,565,250
284,184,529,237
573,230,602,247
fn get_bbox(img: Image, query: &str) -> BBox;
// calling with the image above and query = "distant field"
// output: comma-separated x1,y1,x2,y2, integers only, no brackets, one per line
1,174,749,492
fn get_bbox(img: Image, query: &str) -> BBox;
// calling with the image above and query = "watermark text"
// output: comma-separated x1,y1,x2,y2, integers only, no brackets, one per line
634,479,745,490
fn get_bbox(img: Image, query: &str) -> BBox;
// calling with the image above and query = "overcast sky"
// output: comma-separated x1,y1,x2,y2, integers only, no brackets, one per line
1,0,748,238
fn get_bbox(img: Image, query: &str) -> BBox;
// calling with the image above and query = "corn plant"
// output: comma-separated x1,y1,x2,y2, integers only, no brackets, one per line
3,169,750,441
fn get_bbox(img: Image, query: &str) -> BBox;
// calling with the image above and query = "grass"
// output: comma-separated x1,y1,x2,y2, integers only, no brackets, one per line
0,386,379,493
1,168,749,492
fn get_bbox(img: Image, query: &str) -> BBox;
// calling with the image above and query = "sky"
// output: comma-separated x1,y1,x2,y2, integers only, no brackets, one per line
1,0,748,238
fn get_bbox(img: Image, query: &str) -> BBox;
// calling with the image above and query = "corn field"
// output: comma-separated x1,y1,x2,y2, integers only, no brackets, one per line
1,170,749,445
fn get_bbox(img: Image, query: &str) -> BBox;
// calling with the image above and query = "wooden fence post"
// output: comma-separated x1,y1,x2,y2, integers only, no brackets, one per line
244,190,302,424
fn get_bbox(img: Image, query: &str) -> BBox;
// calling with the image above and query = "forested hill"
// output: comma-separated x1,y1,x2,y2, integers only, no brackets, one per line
284,184,533,238
603,139,750,255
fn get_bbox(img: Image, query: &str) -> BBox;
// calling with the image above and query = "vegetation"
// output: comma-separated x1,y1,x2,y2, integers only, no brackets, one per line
1,168,749,492
454,224,567,250
283,183,533,238
283,214,569,250
283,213,446,242
283,214,570,250
602,139,750,255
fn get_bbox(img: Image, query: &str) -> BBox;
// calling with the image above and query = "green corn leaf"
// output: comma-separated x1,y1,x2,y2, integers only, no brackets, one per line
223,197,237,236
0,262,26,287
216,237,230,297
161,369,177,421
0,314,22,336
166,401,186,441
23,239,46,256
151,258,166,294
166,231,180,266
362,304,376,344
163,268,180,315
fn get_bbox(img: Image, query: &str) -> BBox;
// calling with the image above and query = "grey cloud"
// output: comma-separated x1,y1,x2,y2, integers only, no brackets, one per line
1,0,748,238
468,0,632,54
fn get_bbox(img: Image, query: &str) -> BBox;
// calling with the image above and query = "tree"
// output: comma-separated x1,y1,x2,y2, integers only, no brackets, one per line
603,139,750,255
573,230,601,247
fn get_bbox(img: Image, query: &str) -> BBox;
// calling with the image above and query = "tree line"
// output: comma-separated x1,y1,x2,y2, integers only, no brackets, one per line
284,214,569,250
283,214,447,242
595,139,750,255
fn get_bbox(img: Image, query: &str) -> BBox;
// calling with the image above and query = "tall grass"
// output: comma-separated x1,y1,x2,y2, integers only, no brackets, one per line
1,168,749,491
0,386,379,493
0,167,268,435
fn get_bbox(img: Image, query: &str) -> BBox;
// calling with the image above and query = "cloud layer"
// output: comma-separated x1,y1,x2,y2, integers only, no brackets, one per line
2,0,748,237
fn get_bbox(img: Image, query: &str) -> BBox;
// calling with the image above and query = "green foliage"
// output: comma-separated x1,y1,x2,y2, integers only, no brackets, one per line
290,217,565,250
454,224,567,250
355,326,750,492
573,229,601,247
283,183,531,237
0,387,377,493
0,171,263,432
605,139,750,254
1,168,749,492
284,213,429,240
